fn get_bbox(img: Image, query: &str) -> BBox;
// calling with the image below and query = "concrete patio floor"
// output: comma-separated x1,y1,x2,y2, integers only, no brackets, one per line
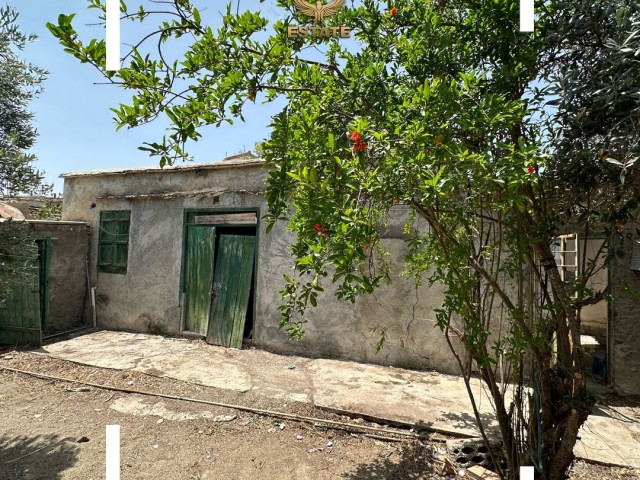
39,330,640,469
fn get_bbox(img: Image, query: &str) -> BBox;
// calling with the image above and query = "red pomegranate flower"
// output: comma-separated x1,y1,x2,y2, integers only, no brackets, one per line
352,141,367,153
350,131,361,142
528,166,535,174
314,223,328,237
390,7,397,16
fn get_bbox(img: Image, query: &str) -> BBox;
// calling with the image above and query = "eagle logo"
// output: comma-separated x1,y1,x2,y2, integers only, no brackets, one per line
292,0,345,23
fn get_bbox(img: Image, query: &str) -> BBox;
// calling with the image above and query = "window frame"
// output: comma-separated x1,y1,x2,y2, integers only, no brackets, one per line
98,210,131,274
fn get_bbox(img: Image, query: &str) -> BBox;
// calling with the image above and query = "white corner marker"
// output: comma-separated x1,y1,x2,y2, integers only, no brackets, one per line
520,466,535,480
520,0,534,32
106,425,121,480
106,0,120,71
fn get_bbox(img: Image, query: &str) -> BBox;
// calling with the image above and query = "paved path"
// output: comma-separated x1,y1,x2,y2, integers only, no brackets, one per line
41,330,640,468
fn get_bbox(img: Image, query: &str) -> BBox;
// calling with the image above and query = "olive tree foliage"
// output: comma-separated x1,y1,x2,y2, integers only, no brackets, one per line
548,1,640,237
0,219,37,308
48,1,638,478
0,6,49,197
0,7,47,305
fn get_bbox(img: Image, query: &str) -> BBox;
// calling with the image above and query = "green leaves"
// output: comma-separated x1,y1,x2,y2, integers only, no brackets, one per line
0,6,50,197
46,2,640,474
546,0,640,231
192,7,201,25
0,8,49,303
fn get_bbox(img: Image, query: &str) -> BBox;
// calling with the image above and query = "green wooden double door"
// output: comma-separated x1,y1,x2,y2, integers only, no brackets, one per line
0,238,49,347
183,226,256,348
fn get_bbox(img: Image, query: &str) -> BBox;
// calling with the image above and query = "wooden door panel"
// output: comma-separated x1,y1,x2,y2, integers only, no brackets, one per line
206,234,255,348
183,226,216,335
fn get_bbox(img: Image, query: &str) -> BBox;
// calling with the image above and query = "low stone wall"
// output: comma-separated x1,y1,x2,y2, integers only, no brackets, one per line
29,221,90,334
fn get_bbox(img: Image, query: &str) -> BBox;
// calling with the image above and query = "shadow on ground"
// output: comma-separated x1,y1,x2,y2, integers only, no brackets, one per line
342,441,450,480
412,409,498,438
0,434,80,480
439,410,498,435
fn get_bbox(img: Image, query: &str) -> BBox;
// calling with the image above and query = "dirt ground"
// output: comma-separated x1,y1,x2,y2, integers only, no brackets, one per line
0,351,638,480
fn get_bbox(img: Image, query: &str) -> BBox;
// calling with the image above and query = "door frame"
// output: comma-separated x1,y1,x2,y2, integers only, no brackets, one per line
577,233,611,385
560,233,611,385
36,237,51,335
180,207,260,337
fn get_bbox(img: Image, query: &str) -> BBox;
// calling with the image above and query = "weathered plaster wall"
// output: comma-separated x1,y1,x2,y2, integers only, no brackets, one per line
253,209,468,373
62,162,266,336
60,162,640,389
610,232,640,396
28,221,90,333
60,161,467,373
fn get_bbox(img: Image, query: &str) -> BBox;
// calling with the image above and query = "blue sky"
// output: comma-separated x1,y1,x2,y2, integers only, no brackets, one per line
6,0,287,193
7,1,533,194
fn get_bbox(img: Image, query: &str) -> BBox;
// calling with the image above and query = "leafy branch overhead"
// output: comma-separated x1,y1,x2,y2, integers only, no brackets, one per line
48,1,640,479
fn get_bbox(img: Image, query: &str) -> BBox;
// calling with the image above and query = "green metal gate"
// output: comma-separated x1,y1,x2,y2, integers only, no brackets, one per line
0,238,49,347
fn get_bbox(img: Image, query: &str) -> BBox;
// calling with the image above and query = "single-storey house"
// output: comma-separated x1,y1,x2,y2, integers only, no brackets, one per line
58,154,463,372
3,154,638,396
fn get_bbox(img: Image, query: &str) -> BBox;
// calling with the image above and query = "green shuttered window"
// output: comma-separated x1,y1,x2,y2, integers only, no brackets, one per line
98,210,130,274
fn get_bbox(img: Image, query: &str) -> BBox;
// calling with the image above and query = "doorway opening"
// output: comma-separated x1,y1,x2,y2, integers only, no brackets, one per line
211,225,256,345
552,234,609,384
181,210,258,348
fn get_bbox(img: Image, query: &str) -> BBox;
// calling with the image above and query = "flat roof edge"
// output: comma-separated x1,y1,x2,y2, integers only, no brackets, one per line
60,158,265,179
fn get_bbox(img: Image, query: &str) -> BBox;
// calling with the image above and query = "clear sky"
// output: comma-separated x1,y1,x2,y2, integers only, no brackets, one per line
6,0,286,194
